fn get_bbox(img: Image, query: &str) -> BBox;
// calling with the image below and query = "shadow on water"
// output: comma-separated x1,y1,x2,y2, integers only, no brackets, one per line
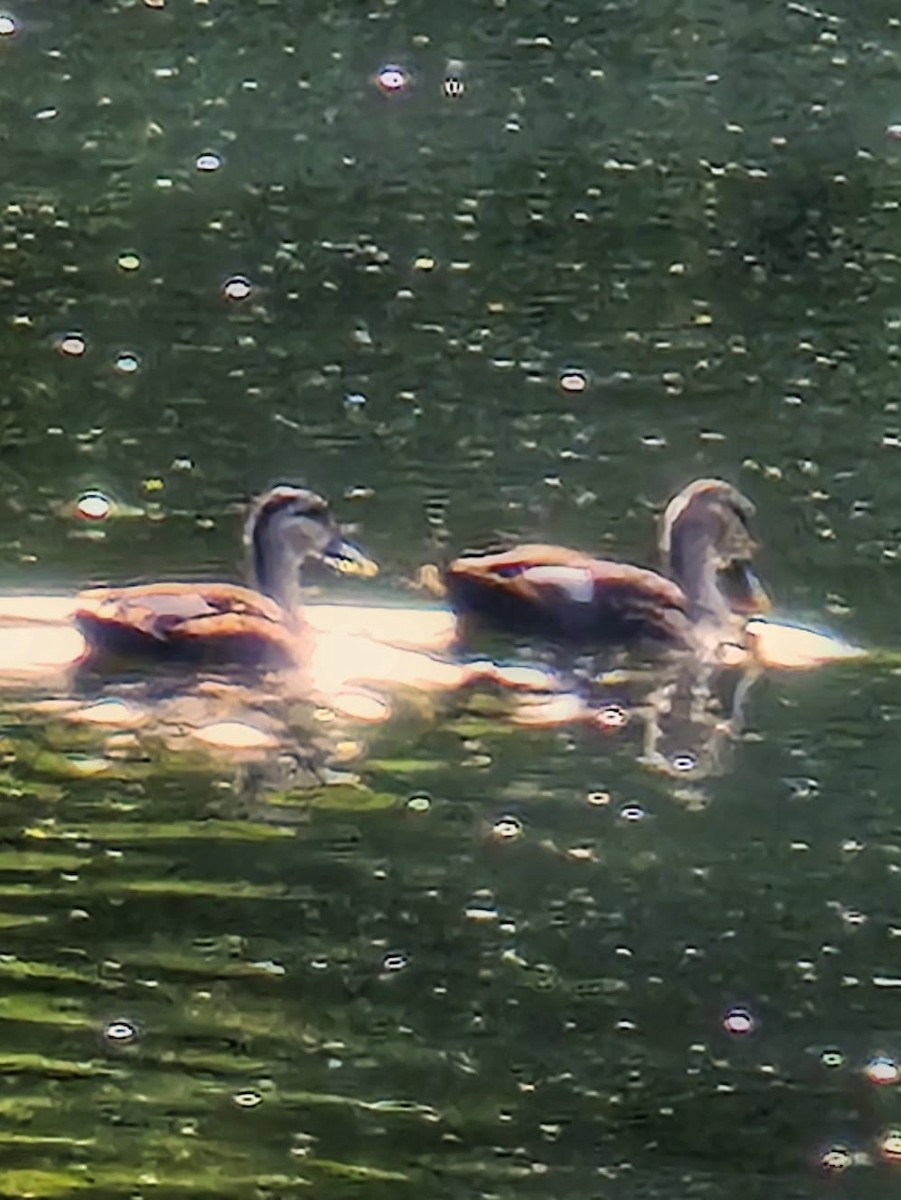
0,0,901,1195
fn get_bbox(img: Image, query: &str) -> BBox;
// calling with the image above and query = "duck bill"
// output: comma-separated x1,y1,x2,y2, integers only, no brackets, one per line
320,536,379,579
719,560,771,615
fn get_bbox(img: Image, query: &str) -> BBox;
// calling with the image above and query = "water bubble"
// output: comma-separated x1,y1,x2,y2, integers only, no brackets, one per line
344,392,367,408
222,275,252,301
464,902,498,923
195,151,223,172
233,1090,263,1108
820,1048,845,1069
595,704,628,730
117,252,141,272
407,794,430,813
103,1019,138,1044
114,352,140,374
491,815,524,841
0,14,16,35
618,802,645,822
785,776,819,800
559,369,588,394
375,64,410,94
56,332,86,357
75,491,111,521
587,790,611,806
671,752,698,773
864,1055,900,1085
841,908,867,928
818,1144,853,1173
722,1006,756,1035
443,76,465,99
382,951,408,972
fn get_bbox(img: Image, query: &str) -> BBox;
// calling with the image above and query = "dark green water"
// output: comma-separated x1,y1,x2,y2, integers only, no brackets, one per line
0,0,900,1195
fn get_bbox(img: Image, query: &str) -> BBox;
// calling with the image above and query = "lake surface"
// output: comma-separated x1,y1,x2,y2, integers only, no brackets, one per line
0,0,900,1195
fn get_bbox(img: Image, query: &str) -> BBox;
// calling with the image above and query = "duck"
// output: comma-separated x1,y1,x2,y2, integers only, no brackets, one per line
431,479,771,654
73,486,378,669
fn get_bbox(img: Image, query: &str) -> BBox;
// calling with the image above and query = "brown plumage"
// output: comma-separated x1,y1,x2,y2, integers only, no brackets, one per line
438,479,769,651
74,486,378,669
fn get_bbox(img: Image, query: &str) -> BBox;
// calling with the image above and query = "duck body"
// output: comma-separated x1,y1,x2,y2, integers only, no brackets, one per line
440,480,769,654
75,581,300,668
444,544,691,646
72,486,377,671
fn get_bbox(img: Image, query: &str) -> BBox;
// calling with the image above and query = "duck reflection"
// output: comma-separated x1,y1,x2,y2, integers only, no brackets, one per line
504,653,756,783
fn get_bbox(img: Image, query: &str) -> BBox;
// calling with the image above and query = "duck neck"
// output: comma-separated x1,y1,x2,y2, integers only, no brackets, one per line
251,524,302,621
668,523,729,625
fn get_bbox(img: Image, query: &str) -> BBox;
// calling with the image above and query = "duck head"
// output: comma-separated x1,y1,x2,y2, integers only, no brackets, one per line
659,479,770,624
245,486,378,612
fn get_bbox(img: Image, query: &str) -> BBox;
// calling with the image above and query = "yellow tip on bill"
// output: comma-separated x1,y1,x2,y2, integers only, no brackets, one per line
745,618,866,670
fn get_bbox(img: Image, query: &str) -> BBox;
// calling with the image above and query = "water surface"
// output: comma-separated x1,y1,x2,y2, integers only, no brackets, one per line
0,0,900,1195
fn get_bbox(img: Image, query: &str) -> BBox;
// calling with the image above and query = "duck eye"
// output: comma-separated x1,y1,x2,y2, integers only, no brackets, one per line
495,564,525,578
289,504,326,521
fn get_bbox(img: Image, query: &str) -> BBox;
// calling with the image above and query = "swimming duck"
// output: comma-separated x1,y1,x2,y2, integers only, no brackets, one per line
74,486,378,668
434,479,770,653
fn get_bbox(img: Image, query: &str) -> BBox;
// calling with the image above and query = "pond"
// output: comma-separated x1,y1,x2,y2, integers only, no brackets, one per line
0,0,899,1195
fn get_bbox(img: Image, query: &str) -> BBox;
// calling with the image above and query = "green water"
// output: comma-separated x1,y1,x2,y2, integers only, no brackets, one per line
0,0,899,1195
